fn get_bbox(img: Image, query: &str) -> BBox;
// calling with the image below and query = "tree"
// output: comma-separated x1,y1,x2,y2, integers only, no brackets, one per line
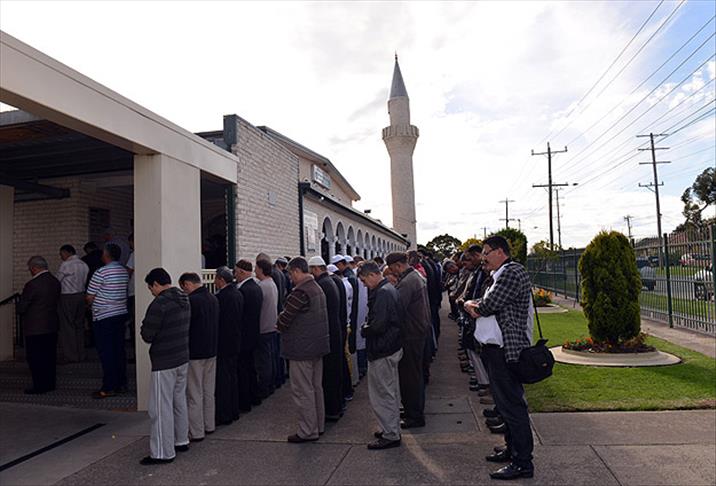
679,167,715,230
425,233,462,260
493,228,527,264
529,240,559,259
579,231,641,344
458,237,482,252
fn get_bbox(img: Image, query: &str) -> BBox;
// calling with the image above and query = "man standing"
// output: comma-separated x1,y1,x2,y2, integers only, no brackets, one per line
278,257,330,443
308,256,343,422
214,266,242,425
57,245,89,363
102,228,131,266
254,259,278,400
465,236,534,480
86,244,129,398
81,242,103,282
17,256,61,394
179,272,219,442
386,252,430,429
327,263,352,408
140,268,191,465
357,262,403,450
235,259,263,410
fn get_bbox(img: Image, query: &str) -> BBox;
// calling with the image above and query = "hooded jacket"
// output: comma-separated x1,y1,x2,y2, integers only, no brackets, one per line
141,287,191,371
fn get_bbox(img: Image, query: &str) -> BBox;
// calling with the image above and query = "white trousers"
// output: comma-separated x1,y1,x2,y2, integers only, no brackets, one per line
148,362,189,459
187,357,216,439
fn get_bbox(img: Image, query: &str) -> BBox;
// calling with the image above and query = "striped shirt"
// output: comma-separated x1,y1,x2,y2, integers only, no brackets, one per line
87,261,128,321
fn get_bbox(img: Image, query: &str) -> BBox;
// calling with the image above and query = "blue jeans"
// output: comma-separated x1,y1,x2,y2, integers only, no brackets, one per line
93,314,128,392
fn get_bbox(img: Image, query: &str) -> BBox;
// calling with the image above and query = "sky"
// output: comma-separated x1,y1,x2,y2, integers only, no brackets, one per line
1,0,714,249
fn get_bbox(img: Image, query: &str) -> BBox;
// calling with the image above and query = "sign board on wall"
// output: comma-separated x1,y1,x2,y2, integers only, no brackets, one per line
312,165,332,189
304,209,318,252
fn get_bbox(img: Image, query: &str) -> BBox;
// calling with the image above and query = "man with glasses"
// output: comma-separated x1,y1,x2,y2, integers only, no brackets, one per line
464,235,534,480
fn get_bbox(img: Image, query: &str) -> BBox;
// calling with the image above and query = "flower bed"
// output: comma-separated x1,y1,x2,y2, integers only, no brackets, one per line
563,332,655,354
533,288,553,307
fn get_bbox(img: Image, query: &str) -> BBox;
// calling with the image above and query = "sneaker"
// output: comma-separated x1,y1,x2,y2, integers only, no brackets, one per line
367,437,401,450
140,456,174,465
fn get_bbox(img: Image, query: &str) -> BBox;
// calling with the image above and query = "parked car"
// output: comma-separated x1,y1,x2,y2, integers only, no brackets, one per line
636,257,656,291
693,265,714,301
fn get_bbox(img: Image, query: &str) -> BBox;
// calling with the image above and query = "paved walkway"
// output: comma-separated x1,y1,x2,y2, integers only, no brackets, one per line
551,295,716,358
1,306,714,485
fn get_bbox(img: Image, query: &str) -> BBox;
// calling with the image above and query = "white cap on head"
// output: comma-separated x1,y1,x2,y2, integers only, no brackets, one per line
327,264,338,274
344,255,354,263
308,256,326,267
330,254,346,265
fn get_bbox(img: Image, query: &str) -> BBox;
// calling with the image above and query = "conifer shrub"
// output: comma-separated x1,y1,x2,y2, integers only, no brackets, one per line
578,231,641,344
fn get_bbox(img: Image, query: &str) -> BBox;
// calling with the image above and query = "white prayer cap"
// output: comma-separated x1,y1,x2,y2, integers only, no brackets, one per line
308,256,327,267
330,255,346,264
327,264,339,274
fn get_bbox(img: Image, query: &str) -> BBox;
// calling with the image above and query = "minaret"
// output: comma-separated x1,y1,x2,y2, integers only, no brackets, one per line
382,55,419,249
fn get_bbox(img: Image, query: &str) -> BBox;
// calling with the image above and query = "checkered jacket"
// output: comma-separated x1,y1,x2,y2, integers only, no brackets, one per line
475,261,532,362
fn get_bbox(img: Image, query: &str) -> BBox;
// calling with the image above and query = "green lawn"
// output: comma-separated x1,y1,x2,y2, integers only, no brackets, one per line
526,310,716,412
640,292,714,321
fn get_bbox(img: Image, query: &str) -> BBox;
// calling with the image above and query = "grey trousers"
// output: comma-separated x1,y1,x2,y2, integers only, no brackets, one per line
289,358,325,439
187,357,216,440
148,363,189,460
368,348,403,441
58,293,86,362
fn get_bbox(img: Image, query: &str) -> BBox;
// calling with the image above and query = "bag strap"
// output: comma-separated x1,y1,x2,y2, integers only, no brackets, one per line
531,292,544,340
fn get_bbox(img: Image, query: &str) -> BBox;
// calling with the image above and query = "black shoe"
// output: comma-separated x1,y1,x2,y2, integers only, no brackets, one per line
287,434,319,443
367,437,401,450
494,445,507,453
400,418,426,429
175,444,189,452
189,437,204,443
114,385,128,394
469,383,480,391
483,408,500,418
373,431,384,439
485,417,504,427
325,414,341,422
489,463,534,480
489,423,507,434
24,387,51,395
140,456,174,465
486,449,512,463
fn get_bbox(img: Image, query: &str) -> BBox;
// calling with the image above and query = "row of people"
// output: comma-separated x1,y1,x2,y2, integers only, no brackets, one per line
446,236,536,481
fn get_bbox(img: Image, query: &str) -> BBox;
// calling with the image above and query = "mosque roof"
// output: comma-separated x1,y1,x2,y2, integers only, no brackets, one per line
389,56,408,98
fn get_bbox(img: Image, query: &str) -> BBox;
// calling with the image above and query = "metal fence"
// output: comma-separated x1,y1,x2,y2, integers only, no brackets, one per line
527,225,716,335
201,269,217,294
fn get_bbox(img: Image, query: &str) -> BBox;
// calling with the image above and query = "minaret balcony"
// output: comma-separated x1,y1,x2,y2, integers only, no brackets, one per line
382,124,419,140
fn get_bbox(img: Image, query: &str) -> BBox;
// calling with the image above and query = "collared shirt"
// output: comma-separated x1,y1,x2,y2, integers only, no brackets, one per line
87,261,128,321
236,276,255,289
57,255,89,294
32,270,49,279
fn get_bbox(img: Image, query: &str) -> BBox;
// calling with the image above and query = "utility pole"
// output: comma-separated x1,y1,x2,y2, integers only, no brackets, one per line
637,132,669,266
499,198,515,229
532,142,570,251
555,189,562,250
624,215,634,243
517,219,522,232
481,227,488,239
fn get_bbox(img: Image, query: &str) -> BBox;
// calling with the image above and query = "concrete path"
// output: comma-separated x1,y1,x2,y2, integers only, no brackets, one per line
551,294,716,359
1,306,714,485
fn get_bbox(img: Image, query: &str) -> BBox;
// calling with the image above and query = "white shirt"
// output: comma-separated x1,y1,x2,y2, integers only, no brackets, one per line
126,252,135,297
355,279,369,350
342,277,353,327
473,265,508,347
56,255,89,294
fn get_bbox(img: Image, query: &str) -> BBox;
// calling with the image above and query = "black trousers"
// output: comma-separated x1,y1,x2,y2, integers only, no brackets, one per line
216,355,239,424
482,345,534,469
25,332,57,392
322,349,344,417
399,338,426,422
254,332,276,399
93,315,128,392
237,350,258,411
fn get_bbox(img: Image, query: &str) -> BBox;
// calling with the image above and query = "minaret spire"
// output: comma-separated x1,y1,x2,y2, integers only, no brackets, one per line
382,55,419,249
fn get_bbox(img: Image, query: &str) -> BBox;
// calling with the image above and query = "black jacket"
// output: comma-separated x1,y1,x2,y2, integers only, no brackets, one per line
271,267,286,312
187,286,220,359
362,279,402,361
316,272,343,354
329,273,348,335
216,284,243,357
141,287,191,371
18,272,61,336
238,279,263,353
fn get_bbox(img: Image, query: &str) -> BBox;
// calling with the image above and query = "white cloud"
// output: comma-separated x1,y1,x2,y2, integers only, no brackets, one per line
1,0,713,249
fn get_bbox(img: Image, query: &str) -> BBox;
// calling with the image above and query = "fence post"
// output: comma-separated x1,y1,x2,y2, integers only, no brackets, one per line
711,224,716,316
562,249,567,298
574,249,580,307
663,233,674,328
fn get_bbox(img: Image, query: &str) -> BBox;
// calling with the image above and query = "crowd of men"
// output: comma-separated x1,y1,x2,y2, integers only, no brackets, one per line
17,233,536,480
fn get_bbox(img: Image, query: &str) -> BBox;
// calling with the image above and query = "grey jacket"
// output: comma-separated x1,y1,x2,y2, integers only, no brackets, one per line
395,267,431,341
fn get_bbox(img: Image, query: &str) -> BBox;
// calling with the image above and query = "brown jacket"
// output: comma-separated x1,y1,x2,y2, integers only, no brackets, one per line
18,272,61,336
278,276,330,361
395,267,430,342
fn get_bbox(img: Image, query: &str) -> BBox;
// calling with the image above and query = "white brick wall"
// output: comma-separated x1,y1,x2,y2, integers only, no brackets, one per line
230,117,301,261
12,177,132,291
